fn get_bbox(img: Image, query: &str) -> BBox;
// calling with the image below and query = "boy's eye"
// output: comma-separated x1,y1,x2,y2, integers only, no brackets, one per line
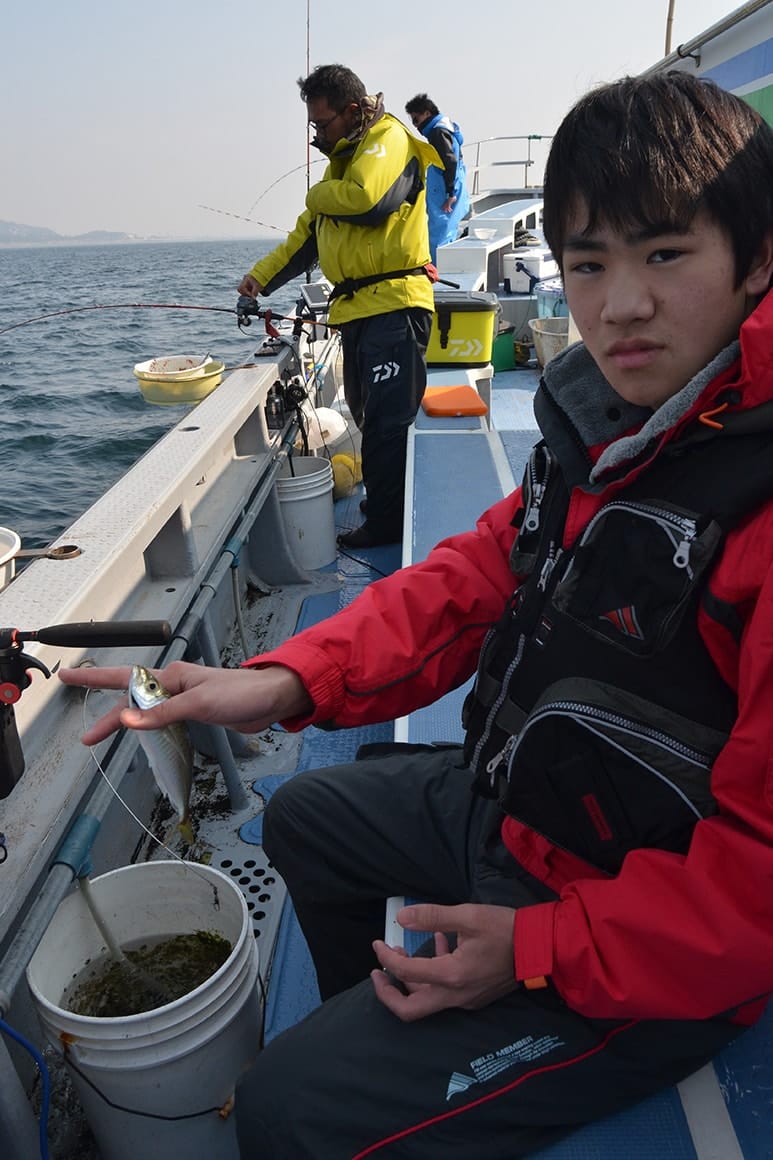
569,260,603,274
649,248,684,263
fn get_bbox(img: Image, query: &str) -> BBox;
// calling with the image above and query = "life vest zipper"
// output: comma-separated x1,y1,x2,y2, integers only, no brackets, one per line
575,501,699,573
505,700,715,818
521,445,554,535
537,543,562,592
470,633,527,788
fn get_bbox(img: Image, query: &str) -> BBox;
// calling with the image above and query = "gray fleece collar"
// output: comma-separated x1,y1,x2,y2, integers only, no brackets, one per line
537,339,740,485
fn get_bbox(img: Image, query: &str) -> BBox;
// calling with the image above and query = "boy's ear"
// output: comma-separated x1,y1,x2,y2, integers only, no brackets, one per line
744,230,773,295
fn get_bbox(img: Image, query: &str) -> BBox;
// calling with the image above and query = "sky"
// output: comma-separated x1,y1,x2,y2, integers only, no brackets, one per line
2,0,744,241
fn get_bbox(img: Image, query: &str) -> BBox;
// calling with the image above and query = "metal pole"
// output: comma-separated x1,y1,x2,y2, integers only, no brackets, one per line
665,0,676,55
193,615,250,811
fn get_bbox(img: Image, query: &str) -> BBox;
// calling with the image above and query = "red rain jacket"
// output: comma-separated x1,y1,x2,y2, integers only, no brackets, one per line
248,293,773,1025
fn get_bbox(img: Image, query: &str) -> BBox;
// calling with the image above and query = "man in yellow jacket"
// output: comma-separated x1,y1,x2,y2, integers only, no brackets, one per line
238,64,437,548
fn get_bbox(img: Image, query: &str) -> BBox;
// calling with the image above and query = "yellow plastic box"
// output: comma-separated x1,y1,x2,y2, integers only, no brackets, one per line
426,291,500,368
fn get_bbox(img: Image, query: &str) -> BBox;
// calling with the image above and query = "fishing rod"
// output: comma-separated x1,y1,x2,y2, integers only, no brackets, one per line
0,620,172,802
0,302,236,336
242,159,326,219
0,299,333,337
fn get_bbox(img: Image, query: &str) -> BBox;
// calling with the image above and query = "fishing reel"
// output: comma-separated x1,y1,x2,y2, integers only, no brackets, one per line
236,296,292,353
0,620,171,801
236,294,329,342
236,294,263,330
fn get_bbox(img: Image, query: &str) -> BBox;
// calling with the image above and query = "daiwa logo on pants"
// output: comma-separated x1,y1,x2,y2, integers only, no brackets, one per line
372,361,400,382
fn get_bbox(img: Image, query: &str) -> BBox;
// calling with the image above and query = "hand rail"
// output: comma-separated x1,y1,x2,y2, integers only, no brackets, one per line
465,135,552,197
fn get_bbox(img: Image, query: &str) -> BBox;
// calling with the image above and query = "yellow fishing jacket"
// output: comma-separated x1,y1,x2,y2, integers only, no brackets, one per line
249,113,438,325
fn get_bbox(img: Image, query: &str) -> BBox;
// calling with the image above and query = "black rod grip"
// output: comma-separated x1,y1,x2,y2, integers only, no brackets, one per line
29,621,172,647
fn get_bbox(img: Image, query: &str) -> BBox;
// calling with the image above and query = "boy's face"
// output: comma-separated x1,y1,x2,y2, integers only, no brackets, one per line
562,206,773,408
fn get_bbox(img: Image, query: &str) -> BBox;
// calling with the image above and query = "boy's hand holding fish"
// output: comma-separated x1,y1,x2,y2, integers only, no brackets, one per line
59,660,313,743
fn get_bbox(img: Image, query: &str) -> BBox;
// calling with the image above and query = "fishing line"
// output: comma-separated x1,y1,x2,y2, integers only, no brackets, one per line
80,690,268,1040
196,204,291,234
0,302,238,336
334,545,391,579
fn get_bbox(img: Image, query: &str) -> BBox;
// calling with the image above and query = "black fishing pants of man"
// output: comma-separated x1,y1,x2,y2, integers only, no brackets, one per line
236,748,742,1159
339,307,432,540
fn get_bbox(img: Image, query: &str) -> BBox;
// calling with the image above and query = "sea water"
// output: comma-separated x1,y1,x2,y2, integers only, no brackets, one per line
0,237,306,554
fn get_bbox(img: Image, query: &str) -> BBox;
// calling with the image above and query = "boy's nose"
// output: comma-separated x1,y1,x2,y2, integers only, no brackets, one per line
599,275,656,325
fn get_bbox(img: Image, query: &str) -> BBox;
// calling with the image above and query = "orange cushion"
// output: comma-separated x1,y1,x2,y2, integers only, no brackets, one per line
421,385,488,417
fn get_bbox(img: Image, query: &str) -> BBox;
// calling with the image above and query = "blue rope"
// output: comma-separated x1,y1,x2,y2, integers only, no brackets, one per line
0,1016,51,1160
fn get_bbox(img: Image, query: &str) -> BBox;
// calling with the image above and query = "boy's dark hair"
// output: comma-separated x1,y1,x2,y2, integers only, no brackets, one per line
405,93,440,118
543,71,773,286
298,64,367,111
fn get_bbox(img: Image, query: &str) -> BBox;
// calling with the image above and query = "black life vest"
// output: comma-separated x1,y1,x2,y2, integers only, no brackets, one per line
462,417,773,874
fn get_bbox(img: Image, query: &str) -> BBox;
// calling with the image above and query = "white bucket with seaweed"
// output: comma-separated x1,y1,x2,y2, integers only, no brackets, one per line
26,861,261,1160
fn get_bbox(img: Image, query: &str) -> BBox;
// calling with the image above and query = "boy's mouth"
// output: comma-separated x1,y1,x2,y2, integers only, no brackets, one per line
606,339,662,370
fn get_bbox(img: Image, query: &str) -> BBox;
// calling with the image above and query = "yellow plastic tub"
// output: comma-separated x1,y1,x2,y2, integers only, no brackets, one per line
133,357,225,405
426,291,500,368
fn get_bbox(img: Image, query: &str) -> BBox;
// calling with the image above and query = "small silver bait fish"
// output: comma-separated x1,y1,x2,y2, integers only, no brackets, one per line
128,665,194,845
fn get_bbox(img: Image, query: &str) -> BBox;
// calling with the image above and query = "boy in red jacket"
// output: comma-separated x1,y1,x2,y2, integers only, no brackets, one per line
63,72,773,1157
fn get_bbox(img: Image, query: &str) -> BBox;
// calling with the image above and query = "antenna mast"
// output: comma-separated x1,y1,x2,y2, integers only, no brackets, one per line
306,0,311,193
665,0,676,55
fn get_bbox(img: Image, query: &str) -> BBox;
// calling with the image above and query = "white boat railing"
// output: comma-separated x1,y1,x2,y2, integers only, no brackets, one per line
466,134,551,199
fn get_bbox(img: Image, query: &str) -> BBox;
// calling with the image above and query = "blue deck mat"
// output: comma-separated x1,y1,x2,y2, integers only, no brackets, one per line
239,492,397,849
264,897,321,1043
242,486,399,1039
713,1003,773,1158
530,1090,698,1160
500,427,539,478
411,430,503,561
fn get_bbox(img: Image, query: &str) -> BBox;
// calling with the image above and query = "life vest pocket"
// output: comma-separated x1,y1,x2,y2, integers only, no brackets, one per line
499,677,727,874
552,501,723,655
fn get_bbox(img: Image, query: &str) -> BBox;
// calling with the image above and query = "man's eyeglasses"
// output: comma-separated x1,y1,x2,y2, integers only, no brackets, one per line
309,111,342,134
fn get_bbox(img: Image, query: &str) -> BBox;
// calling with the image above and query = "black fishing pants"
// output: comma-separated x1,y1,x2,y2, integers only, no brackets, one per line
236,748,742,1159
339,307,432,538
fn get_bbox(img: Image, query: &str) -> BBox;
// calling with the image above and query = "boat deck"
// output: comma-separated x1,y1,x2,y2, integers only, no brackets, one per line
2,344,767,1159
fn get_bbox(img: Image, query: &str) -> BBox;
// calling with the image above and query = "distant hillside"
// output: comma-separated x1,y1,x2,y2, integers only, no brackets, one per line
0,219,140,245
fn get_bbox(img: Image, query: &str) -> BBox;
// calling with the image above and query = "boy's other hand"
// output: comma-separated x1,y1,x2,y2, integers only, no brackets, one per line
371,902,518,1021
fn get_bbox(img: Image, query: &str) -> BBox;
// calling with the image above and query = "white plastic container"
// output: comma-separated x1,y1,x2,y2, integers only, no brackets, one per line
27,862,261,1160
133,355,215,382
536,277,569,318
529,316,571,368
503,249,558,294
276,455,336,569
0,527,20,590
301,404,348,453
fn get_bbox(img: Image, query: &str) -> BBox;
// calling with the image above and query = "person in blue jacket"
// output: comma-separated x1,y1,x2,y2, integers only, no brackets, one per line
405,93,471,261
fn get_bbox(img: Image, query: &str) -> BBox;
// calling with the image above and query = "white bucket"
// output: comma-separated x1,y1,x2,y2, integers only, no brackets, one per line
0,527,20,590
27,862,261,1160
276,455,336,569
529,316,571,368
